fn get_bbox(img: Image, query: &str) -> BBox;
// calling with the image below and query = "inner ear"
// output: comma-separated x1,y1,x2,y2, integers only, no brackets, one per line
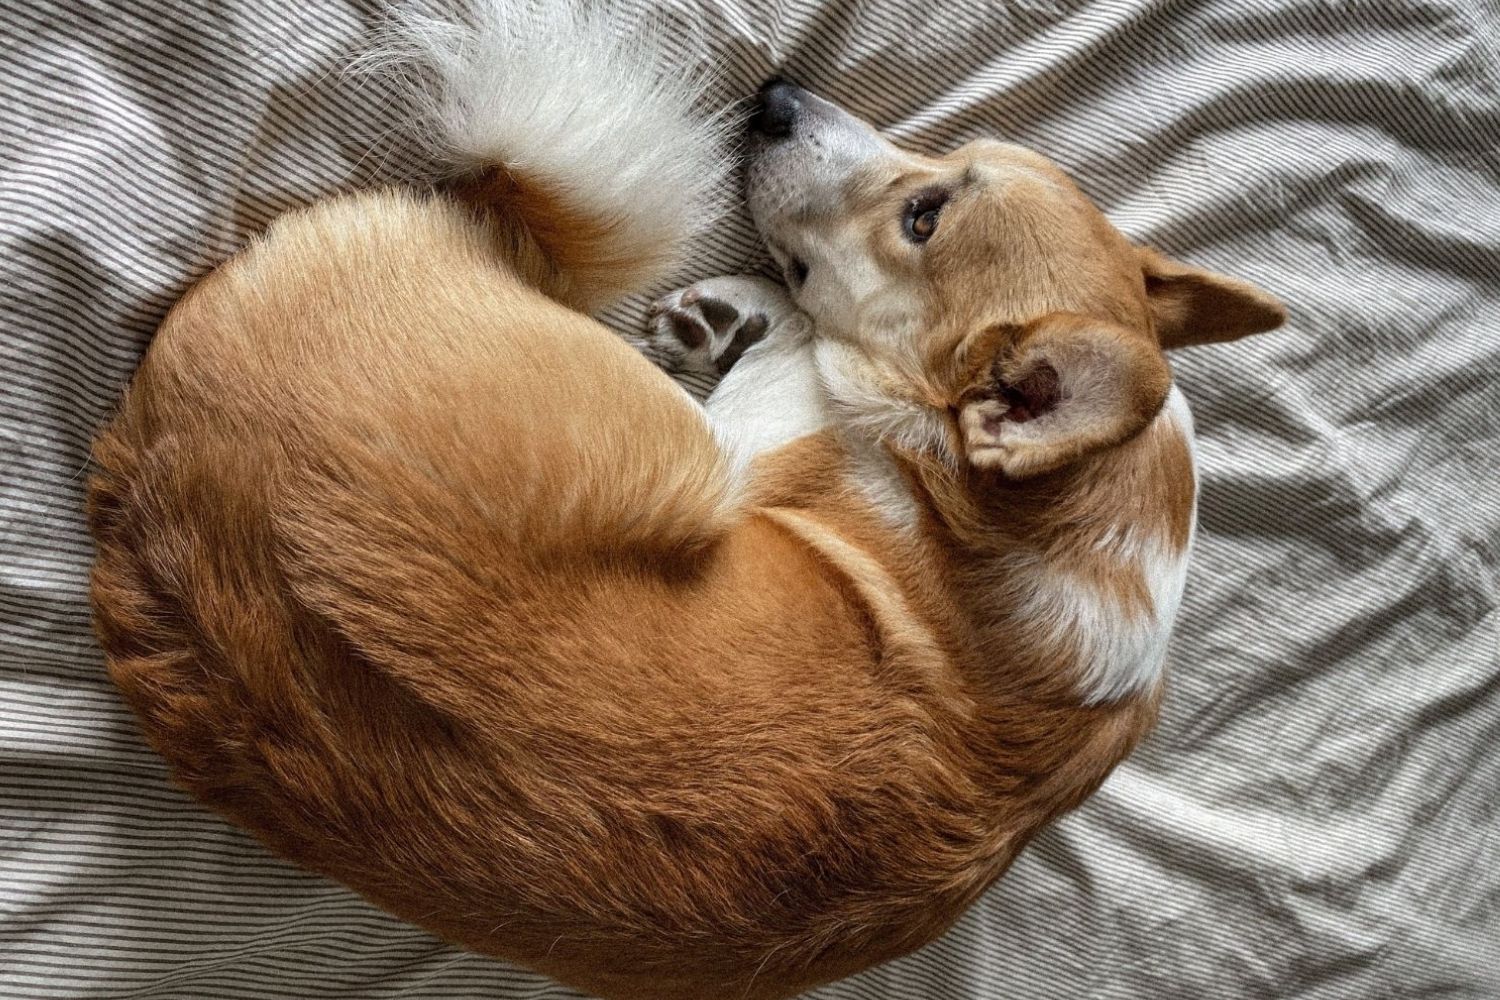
1139,247,1287,349
996,362,1060,424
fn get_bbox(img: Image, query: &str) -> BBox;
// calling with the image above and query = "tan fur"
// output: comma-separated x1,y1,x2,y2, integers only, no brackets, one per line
88,109,1282,998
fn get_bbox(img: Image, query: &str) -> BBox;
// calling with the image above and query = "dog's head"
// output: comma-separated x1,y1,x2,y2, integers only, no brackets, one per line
745,80,1285,479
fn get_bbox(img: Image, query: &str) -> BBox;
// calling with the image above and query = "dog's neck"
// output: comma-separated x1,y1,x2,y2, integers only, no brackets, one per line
741,405,1191,841
903,387,1198,707
746,385,1194,710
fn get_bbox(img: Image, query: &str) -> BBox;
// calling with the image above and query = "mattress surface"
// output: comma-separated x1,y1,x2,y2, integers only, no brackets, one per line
2,1,1497,997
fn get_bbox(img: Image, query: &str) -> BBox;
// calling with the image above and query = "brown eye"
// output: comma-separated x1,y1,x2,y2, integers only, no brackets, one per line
909,209,939,241
903,190,948,244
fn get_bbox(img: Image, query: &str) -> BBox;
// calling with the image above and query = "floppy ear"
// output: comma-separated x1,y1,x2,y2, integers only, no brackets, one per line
1139,247,1287,349
957,313,1172,479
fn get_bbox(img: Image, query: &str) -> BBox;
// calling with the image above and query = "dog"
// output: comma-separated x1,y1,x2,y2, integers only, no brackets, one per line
86,3,1285,998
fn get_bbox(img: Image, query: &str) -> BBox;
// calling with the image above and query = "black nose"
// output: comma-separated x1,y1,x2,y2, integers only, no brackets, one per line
751,77,802,138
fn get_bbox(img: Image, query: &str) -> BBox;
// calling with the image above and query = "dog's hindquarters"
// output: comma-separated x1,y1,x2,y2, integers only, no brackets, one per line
90,0,741,718
84,188,880,997
87,0,742,885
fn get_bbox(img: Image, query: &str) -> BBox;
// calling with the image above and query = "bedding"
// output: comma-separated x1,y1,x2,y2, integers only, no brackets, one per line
2,0,1497,997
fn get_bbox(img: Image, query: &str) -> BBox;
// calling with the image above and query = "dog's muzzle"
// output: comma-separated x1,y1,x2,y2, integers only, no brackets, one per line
743,77,895,288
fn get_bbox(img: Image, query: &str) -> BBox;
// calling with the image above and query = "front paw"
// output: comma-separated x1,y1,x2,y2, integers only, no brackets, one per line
642,277,781,376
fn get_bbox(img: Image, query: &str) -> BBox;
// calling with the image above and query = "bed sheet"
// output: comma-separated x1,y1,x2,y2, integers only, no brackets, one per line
2,0,1498,997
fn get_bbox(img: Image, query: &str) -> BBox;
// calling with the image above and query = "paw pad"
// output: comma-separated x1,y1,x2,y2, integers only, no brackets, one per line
646,287,770,375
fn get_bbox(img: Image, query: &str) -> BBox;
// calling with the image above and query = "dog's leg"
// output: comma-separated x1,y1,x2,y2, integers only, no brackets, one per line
644,276,826,476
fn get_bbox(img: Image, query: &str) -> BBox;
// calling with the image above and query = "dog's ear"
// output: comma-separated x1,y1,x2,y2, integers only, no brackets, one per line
956,313,1172,479
1139,248,1286,349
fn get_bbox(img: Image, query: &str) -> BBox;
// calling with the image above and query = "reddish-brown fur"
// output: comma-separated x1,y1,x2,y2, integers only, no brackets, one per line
88,119,1282,996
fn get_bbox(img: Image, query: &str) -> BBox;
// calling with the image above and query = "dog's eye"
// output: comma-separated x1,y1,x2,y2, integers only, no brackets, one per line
903,191,948,244
909,209,939,241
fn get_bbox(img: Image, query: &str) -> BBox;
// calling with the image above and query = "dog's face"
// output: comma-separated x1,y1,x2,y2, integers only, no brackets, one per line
745,81,1284,478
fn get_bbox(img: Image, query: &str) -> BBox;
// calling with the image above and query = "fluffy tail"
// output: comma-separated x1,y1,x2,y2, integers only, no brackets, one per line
369,0,732,311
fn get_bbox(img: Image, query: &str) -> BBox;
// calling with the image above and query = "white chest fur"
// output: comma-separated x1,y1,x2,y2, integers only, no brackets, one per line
1022,387,1198,704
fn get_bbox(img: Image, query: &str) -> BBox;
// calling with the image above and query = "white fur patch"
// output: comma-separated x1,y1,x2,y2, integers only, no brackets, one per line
1027,386,1199,704
1006,535,1187,706
705,327,827,480
1164,384,1200,516
698,298,925,531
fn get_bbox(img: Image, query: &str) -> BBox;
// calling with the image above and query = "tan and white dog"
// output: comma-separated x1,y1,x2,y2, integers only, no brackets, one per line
86,3,1285,999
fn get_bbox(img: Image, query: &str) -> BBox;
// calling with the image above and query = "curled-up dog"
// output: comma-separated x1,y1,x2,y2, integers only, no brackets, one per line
87,3,1285,998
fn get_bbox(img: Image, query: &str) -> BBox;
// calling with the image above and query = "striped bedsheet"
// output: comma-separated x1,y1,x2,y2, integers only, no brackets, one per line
3,0,1497,997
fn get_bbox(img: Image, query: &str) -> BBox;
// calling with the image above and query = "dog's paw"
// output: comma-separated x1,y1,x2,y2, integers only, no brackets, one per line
643,276,790,376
